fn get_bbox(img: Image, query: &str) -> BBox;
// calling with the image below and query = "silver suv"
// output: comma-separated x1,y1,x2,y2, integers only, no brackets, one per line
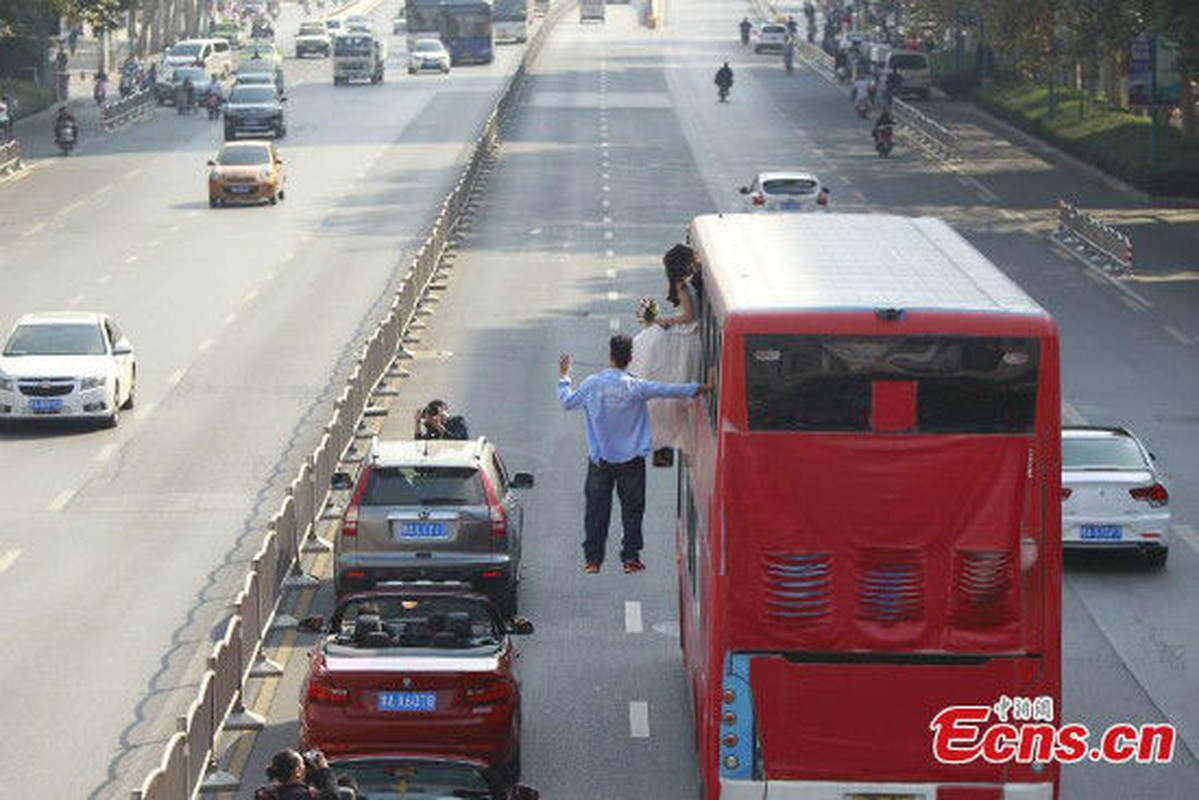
333,438,534,613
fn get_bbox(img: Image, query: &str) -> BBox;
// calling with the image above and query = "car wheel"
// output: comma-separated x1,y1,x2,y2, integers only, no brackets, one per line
278,188,285,201
504,743,521,784
495,583,518,617
408,67,416,75
105,387,120,428
268,193,278,206
209,197,220,208
121,371,136,410
224,128,235,141
1145,547,1169,569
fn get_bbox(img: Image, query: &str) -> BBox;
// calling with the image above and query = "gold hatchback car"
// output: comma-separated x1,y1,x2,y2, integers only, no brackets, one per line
207,140,285,207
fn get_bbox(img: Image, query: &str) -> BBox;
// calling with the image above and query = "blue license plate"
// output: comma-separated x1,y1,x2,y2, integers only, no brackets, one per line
399,521,449,540
227,186,253,193
780,199,801,210
377,691,436,712
29,397,63,414
1081,524,1123,540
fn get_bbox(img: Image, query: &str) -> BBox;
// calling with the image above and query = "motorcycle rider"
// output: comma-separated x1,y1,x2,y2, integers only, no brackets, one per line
204,74,224,117
53,105,78,147
93,72,108,105
715,62,734,101
852,71,873,110
872,109,895,149
177,76,195,114
739,17,751,46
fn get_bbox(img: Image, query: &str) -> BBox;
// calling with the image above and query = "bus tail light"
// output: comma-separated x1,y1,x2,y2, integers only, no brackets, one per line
1129,483,1168,507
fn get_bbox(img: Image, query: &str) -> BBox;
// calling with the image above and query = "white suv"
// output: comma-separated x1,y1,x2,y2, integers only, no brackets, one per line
164,38,233,77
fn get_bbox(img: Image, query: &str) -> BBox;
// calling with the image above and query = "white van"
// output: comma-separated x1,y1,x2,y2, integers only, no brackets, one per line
885,49,932,99
163,38,233,78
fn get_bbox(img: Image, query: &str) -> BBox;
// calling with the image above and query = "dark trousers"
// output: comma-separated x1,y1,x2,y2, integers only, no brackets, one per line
583,456,646,564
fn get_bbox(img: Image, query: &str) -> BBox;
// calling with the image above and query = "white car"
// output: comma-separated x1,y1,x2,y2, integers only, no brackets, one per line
294,21,331,58
1062,427,1171,567
739,171,829,212
754,24,789,53
408,39,451,74
0,312,137,428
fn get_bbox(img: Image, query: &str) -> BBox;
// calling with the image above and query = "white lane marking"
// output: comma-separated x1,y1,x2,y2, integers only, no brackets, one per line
625,600,643,633
169,224,181,233
604,231,614,240
224,312,237,325
125,167,144,179
198,338,214,353
1163,326,1193,346
94,184,112,196
244,288,259,303
605,269,617,279
606,291,619,301
125,255,138,264
1174,524,1199,555
605,249,614,257
48,489,76,512
1062,402,1087,425
629,701,650,738
95,443,119,463
609,317,620,331
0,549,20,574
21,222,45,237
601,199,610,208
603,216,612,224
187,210,199,218
58,200,82,216
68,294,85,307
133,402,155,421
1119,296,1143,313
166,368,185,386
602,186,610,193
147,239,161,249
98,274,112,284
602,172,610,180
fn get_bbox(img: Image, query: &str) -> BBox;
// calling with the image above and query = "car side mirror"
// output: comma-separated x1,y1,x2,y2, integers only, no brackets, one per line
511,787,540,800
507,616,534,635
1149,452,1158,461
206,159,216,166
331,471,354,491
275,158,283,165
510,472,534,490
297,615,325,633
112,341,133,356
738,186,750,194
280,95,287,102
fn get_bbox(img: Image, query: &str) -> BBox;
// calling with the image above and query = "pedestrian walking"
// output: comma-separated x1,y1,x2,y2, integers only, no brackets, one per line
557,335,706,574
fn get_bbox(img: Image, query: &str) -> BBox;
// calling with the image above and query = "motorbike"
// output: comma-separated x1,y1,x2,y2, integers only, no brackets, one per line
93,79,107,106
873,125,894,157
718,83,730,102
204,92,223,120
54,120,78,155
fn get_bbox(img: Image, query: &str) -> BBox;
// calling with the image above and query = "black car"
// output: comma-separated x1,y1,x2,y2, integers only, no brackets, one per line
325,755,539,800
223,83,285,140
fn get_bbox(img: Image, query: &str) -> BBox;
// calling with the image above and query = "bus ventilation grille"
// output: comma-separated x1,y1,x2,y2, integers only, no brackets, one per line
856,550,923,622
952,549,1014,627
763,552,832,624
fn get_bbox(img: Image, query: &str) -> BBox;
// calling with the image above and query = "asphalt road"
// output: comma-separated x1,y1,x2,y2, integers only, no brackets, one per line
5,0,1197,798
0,2,534,796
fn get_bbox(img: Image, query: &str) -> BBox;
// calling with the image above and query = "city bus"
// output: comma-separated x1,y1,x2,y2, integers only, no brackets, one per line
677,214,1062,799
493,0,530,43
439,0,494,64
404,0,443,49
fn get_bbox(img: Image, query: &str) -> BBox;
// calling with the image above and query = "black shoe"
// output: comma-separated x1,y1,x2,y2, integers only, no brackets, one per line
652,447,674,467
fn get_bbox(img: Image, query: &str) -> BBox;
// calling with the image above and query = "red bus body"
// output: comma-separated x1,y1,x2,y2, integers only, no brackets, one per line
677,215,1061,800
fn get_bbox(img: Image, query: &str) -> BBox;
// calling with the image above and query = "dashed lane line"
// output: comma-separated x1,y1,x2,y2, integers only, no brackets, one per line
95,444,119,463
1163,326,1193,346
224,312,237,325
198,338,214,353
48,489,76,512
1174,524,1199,555
68,294,85,307
98,274,112,284
93,184,112,196
629,701,650,738
166,368,185,386
125,255,138,264
1062,402,1087,425
606,291,619,301
605,269,617,279
625,601,643,633
245,288,259,303
0,549,20,574
21,222,45,237
609,317,620,331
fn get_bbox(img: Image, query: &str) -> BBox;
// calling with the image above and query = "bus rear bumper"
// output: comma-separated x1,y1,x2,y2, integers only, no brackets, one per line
720,779,1055,799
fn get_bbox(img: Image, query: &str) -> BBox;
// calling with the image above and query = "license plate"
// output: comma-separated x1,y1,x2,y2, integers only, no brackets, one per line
398,521,449,540
29,397,63,414
848,795,918,800
1081,524,1123,540
227,185,253,193
377,691,436,712
780,199,801,210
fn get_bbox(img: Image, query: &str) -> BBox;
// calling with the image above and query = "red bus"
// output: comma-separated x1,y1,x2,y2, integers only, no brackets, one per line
677,214,1061,799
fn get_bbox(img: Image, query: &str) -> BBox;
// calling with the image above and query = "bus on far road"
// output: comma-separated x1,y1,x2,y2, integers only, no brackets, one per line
440,0,494,64
579,0,604,23
405,0,443,49
493,0,530,43
678,214,1062,799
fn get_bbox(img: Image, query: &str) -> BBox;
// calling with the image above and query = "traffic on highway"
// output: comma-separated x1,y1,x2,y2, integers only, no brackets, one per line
1,0,1197,798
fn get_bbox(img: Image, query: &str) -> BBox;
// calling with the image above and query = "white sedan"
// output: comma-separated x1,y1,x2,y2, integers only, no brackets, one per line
739,171,829,212
408,38,451,74
0,312,136,428
1062,427,1171,567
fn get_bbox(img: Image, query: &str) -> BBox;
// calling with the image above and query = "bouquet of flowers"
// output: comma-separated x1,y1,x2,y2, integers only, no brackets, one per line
635,296,660,326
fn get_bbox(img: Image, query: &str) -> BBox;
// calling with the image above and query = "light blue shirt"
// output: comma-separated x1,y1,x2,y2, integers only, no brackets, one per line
557,368,700,464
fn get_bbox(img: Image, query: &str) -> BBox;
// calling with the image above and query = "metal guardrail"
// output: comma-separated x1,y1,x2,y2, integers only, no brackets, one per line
102,89,155,131
129,3,572,798
891,96,958,160
0,138,20,174
1056,198,1133,273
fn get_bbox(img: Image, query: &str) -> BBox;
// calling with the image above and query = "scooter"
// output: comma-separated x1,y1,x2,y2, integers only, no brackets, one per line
855,95,872,118
204,92,223,120
718,84,730,102
873,125,894,157
54,120,78,155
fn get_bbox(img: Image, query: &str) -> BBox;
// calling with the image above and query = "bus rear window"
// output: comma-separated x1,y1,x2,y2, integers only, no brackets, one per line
745,335,1039,433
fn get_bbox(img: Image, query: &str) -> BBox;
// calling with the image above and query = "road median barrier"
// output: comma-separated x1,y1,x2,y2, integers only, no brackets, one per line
129,2,573,796
1055,198,1133,274
101,89,155,132
0,138,21,175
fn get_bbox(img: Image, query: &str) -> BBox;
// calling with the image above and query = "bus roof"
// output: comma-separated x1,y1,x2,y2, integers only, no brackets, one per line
691,214,1048,318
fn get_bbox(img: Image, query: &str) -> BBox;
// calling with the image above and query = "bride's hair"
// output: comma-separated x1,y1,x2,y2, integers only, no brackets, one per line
663,244,695,306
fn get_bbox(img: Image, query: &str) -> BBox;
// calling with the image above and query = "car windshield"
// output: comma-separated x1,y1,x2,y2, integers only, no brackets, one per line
362,466,484,505
217,146,272,166
891,53,928,70
763,26,786,35
414,41,442,53
229,86,276,103
4,323,106,356
170,43,203,57
236,75,271,85
298,24,324,35
172,68,208,83
329,760,491,798
334,36,373,56
1063,436,1148,471
332,595,502,651
763,178,818,195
